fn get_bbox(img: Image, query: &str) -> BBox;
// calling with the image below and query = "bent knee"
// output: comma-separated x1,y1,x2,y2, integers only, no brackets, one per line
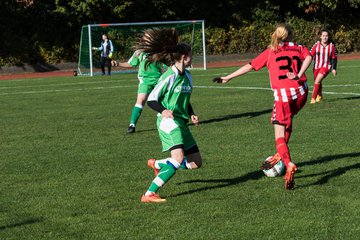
191,158,202,169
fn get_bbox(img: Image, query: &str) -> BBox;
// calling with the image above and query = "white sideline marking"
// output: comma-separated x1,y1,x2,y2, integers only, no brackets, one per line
194,85,360,96
323,84,360,87
0,84,359,96
0,85,135,96
0,80,130,89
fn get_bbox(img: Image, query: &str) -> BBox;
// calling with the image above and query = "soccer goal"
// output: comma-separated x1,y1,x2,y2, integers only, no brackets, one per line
77,20,207,76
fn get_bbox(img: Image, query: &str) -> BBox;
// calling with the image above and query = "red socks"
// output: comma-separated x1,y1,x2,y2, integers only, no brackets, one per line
312,83,320,99
276,137,291,167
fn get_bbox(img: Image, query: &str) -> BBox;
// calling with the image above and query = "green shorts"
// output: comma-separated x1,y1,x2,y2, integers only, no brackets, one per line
137,77,158,94
156,116,197,152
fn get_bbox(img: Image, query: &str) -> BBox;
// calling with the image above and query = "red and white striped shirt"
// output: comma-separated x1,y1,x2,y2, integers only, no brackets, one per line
250,42,310,102
310,41,337,70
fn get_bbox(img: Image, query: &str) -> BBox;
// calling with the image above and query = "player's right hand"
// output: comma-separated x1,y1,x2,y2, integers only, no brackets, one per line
213,77,230,84
161,110,174,119
332,69,337,77
213,77,224,83
191,115,199,127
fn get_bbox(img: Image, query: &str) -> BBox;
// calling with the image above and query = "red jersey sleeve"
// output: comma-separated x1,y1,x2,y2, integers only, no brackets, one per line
250,48,271,71
300,45,311,61
309,42,317,57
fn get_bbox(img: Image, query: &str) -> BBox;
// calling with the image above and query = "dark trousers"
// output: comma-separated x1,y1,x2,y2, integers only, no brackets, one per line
100,56,111,75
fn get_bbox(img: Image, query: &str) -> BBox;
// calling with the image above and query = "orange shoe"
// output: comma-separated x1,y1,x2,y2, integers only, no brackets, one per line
316,95,323,102
147,158,159,176
261,153,281,170
141,193,166,203
310,98,316,104
284,162,297,190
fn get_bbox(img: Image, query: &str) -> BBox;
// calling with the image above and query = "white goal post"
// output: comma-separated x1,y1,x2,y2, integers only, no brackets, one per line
77,20,207,76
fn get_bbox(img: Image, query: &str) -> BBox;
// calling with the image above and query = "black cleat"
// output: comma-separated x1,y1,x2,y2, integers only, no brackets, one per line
127,126,135,134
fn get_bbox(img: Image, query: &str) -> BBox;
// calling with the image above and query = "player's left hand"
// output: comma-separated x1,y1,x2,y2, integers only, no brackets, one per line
332,69,337,77
286,72,299,80
162,109,173,119
213,77,229,84
191,115,199,126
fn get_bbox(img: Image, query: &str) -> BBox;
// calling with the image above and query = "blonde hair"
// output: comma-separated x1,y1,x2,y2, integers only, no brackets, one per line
269,23,293,51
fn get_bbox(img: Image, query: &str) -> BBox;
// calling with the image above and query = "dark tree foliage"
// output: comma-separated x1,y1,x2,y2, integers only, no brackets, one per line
0,0,359,66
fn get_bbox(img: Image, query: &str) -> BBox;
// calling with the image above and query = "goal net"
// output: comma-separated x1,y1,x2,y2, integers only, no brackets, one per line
77,20,206,76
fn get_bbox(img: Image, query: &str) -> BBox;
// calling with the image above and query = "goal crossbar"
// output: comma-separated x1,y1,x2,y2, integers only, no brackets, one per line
78,20,206,76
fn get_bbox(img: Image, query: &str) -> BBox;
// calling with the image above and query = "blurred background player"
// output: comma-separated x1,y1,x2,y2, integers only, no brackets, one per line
112,49,167,134
93,33,114,76
136,28,202,203
309,29,338,103
214,23,312,190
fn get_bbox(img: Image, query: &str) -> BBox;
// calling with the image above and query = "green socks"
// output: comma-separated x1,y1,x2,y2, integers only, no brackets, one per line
129,104,143,126
154,157,191,170
147,158,180,193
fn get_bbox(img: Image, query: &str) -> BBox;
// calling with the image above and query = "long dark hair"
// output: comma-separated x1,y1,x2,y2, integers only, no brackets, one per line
135,28,191,66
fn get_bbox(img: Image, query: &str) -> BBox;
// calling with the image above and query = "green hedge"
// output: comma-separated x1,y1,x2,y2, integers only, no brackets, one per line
206,17,360,55
1,19,359,67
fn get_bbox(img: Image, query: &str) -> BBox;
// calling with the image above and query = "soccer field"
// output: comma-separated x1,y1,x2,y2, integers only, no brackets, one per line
1,60,359,239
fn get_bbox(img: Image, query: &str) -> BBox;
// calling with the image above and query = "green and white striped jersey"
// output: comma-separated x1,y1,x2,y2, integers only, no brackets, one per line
148,66,193,120
128,50,166,83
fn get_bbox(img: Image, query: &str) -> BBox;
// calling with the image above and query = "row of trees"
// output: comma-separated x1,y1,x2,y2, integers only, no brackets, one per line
1,0,359,67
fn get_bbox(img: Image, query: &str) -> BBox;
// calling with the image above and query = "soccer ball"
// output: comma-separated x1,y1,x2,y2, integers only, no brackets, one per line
262,156,285,177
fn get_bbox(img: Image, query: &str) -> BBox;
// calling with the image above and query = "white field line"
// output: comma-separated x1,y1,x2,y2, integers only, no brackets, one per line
1,84,360,96
194,85,360,96
0,62,357,83
0,85,135,96
0,80,132,89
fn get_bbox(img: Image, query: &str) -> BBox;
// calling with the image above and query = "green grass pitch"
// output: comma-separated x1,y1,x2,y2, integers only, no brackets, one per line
1,60,359,239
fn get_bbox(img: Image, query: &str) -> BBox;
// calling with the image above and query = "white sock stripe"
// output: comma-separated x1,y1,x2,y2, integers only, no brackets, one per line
153,176,165,187
181,157,192,169
167,158,180,169
154,161,160,169
155,158,170,169
135,104,143,109
185,162,192,169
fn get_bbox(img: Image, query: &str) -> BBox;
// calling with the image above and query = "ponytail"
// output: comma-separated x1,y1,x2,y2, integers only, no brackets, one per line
135,28,191,66
269,23,293,51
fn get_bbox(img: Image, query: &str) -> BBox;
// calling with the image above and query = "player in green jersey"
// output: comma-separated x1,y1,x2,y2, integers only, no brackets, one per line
136,28,203,203
113,50,167,134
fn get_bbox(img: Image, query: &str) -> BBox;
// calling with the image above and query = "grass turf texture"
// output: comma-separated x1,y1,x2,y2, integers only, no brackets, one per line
1,60,359,239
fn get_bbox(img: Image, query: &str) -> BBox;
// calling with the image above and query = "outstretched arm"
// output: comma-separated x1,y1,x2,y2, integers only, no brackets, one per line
116,62,132,68
214,63,254,83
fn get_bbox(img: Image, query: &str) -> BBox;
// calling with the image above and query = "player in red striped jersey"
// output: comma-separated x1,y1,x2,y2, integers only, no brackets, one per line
214,23,312,190
309,29,338,103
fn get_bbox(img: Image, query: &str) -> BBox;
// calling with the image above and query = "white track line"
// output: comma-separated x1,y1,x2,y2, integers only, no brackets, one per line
194,85,360,96
0,85,135,96
0,84,359,96
0,80,132,89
